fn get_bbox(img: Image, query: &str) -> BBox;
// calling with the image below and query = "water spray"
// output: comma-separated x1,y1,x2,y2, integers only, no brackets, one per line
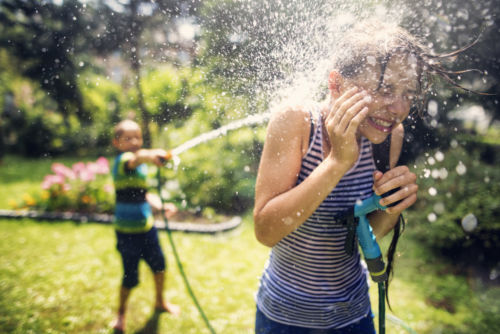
170,112,271,157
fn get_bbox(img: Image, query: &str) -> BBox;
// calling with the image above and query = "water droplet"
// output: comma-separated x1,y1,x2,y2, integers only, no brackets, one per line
456,161,467,175
490,268,499,280
435,151,444,161
461,213,477,232
433,202,445,214
439,168,448,179
431,169,440,179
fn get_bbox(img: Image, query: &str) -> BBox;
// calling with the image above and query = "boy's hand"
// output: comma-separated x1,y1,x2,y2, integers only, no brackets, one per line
372,166,418,215
147,149,169,166
163,202,178,219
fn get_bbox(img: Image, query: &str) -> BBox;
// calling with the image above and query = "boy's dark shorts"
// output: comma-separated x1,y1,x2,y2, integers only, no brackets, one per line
116,226,166,288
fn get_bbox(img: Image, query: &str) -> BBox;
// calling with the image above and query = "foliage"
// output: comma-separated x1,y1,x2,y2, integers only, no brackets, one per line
165,127,263,214
408,142,500,270
0,0,96,120
156,85,265,214
142,65,205,127
0,63,124,156
9,157,114,214
0,70,76,156
78,71,125,148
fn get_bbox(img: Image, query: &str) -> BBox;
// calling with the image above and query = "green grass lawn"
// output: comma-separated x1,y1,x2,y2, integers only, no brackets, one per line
1,155,499,333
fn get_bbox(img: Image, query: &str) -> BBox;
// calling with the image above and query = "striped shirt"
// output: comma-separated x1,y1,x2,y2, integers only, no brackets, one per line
256,108,376,329
112,152,154,233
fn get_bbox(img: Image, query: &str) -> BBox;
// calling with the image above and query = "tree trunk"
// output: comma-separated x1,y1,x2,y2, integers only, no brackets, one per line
128,0,151,147
130,51,151,148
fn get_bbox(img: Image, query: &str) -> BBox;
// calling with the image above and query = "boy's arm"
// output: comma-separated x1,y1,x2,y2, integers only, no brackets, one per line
126,149,169,170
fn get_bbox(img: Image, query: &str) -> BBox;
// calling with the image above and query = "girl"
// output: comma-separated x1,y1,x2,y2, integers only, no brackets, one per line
253,20,467,333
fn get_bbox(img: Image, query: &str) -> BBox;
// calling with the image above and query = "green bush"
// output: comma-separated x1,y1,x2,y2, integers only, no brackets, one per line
156,83,266,214
0,68,124,156
2,78,75,156
79,71,124,148
409,142,500,270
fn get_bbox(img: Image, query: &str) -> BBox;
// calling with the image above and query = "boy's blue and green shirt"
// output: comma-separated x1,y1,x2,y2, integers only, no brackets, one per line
112,152,154,233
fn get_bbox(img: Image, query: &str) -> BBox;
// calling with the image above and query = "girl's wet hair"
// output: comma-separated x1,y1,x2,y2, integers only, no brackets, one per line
333,20,486,116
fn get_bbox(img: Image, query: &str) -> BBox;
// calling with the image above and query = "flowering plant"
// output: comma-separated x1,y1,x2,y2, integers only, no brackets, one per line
10,157,115,214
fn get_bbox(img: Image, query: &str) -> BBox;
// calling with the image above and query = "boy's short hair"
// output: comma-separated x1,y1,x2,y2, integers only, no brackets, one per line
114,120,141,139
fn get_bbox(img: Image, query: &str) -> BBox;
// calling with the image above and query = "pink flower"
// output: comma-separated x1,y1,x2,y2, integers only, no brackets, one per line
79,169,95,182
51,163,76,180
86,162,99,174
41,174,65,190
96,157,110,174
72,162,86,176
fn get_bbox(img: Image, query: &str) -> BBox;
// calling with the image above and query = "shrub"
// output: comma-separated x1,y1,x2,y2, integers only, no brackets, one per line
408,143,500,270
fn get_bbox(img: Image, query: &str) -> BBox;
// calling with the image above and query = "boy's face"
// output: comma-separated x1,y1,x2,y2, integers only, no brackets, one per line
113,127,143,153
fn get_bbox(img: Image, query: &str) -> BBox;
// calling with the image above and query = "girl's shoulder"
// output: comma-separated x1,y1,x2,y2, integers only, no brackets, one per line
268,101,321,130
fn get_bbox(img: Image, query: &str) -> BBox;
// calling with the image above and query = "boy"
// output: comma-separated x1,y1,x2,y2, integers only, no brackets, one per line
111,119,179,332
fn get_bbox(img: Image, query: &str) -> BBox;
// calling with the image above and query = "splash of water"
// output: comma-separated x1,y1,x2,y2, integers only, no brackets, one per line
169,1,406,156
170,112,271,156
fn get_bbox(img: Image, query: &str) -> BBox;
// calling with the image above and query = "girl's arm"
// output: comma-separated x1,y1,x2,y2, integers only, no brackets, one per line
253,107,349,247
254,88,371,247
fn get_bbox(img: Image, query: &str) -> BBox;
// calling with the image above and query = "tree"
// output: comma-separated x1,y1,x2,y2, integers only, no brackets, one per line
91,0,203,147
0,0,97,122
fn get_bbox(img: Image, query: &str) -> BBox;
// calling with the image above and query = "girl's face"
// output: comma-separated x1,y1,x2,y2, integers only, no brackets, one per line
347,53,419,144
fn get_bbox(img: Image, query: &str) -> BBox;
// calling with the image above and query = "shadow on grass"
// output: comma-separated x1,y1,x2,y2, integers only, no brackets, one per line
134,309,163,334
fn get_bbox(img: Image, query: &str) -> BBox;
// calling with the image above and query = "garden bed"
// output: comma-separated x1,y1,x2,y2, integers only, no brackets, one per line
0,209,242,234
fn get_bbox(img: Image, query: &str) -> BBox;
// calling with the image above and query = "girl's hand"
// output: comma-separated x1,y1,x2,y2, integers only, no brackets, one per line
325,87,371,168
373,166,418,214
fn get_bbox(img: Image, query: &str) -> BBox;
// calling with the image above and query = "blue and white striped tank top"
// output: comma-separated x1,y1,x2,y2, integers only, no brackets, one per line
256,108,376,329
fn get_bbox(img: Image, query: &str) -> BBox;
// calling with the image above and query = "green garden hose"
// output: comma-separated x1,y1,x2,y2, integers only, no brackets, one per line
379,282,386,334
156,168,216,334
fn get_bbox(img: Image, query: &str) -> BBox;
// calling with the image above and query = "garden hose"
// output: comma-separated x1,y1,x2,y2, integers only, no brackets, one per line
156,165,216,334
353,194,388,334
378,282,386,334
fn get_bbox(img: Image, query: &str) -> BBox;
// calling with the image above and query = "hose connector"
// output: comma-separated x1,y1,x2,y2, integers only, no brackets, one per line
354,194,388,282
159,150,173,164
